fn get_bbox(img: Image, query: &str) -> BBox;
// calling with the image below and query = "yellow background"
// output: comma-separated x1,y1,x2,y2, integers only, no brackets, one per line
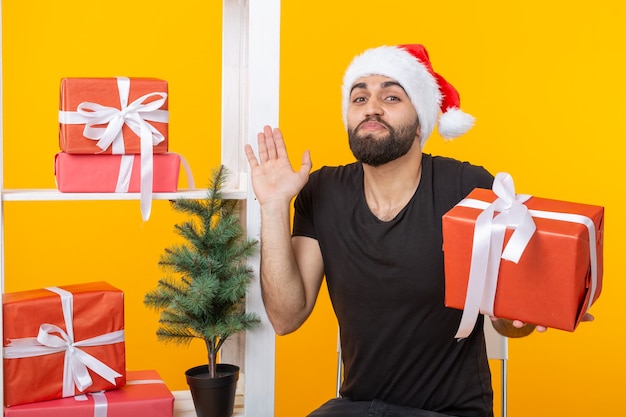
3,1,625,417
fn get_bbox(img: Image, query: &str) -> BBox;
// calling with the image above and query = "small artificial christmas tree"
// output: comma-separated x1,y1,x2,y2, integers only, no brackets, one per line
144,165,260,378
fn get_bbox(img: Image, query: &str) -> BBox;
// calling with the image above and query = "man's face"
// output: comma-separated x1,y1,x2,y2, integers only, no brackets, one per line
346,75,420,167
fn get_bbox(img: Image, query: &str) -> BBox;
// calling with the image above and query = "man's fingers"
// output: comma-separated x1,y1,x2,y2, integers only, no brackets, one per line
264,125,278,159
583,313,595,322
257,130,269,162
244,144,259,168
300,150,312,174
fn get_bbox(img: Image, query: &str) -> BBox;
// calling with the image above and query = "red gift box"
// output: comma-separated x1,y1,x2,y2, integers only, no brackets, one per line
59,77,169,155
443,173,604,338
3,282,126,407
54,152,182,193
4,370,174,417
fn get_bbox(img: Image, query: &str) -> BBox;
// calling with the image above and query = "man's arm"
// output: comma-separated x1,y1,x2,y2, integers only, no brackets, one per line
245,125,320,335
258,201,324,334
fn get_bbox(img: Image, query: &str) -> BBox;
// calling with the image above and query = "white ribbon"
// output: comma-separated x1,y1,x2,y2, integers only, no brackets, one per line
115,155,135,193
59,77,169,221
91,392,109,417
178,153,196,190
453,172,598,339
3,287,124,397
112,153,195,194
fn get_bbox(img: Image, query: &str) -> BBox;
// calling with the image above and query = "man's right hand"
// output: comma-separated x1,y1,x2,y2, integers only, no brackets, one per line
244,125,312,206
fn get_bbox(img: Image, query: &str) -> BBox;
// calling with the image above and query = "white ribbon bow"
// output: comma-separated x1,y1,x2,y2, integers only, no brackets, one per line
3,287,124,397
453,173,599,339
454,172,537,339
59,77,169,221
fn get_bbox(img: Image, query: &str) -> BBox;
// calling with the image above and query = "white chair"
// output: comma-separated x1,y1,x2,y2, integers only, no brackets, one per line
484,316,508,417
335,316,508,417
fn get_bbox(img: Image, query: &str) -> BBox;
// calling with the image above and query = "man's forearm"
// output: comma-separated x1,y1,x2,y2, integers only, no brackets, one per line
258,202,309,335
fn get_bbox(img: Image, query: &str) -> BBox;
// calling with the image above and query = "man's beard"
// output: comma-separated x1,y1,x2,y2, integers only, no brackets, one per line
348,116,420,167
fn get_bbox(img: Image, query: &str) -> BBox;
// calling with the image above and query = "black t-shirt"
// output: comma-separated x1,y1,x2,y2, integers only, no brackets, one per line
293,154,495,417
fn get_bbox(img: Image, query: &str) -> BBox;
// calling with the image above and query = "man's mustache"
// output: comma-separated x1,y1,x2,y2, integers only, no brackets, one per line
356,116,392,132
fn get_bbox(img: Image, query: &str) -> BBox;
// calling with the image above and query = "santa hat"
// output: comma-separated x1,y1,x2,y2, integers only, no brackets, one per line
342,44,474,148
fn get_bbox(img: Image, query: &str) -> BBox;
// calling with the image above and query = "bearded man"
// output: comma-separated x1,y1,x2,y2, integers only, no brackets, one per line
245,44,539,417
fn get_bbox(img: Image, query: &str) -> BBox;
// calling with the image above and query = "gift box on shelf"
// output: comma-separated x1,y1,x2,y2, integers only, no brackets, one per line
3,282,126,407
54,152,186,193
59,77,169,155
4,370,174,417
443,173,604,338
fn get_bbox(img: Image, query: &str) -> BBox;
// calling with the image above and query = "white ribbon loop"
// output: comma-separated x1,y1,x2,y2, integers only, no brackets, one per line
3,287,124,397
490,172,536,263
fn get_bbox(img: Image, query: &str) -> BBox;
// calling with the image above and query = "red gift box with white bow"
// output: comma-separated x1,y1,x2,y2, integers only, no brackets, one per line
59,77,168,155
2,282,126,407
443,173,604,338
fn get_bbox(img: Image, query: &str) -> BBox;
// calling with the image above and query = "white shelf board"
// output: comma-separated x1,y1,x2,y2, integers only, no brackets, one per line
0,188,248,201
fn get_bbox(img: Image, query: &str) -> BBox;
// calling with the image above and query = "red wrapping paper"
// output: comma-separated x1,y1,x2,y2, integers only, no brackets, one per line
443,187,604,332
59,77,168,154
3,282,126,407
4,370,173,417
54,152,181,193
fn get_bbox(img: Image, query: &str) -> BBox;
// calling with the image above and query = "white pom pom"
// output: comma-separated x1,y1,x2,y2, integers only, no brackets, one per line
437,108,475,139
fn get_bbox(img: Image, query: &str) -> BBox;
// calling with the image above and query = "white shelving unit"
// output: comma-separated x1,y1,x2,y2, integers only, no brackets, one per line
0,1,278,415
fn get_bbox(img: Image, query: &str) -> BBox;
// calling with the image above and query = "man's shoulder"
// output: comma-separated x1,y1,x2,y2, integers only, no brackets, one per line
428,153,481,169
424,154,494,201
310,162,362,182
299,163,362,201
427,154,492,179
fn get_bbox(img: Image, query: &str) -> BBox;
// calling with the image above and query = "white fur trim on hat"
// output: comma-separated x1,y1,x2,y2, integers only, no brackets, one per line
342,44,473,148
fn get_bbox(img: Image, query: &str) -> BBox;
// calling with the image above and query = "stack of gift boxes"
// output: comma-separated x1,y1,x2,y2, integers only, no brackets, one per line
3,77,183,415
3,283,174,416
55,76,192,221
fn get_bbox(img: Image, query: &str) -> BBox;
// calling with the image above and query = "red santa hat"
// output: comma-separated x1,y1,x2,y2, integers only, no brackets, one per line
342,44,474,148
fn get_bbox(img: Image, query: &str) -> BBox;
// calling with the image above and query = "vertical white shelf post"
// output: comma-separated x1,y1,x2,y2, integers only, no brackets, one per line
221,1,279,416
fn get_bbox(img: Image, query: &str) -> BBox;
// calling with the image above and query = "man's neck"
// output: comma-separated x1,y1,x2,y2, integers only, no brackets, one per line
362,148,423,221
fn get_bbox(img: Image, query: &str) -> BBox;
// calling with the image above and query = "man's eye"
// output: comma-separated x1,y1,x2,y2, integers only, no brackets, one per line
353,96,366,103
385,96,399,102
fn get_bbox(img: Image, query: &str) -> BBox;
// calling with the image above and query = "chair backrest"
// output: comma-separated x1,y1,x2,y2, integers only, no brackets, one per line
484,317,508,417
484,315,508,360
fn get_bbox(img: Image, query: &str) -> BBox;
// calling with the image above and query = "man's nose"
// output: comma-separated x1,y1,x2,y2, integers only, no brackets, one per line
363,98,384,116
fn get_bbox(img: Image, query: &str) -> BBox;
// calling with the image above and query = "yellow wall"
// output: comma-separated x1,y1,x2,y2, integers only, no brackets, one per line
3,1,625,417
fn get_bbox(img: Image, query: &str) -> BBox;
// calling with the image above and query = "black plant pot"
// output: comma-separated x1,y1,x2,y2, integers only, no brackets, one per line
186,364,240,417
